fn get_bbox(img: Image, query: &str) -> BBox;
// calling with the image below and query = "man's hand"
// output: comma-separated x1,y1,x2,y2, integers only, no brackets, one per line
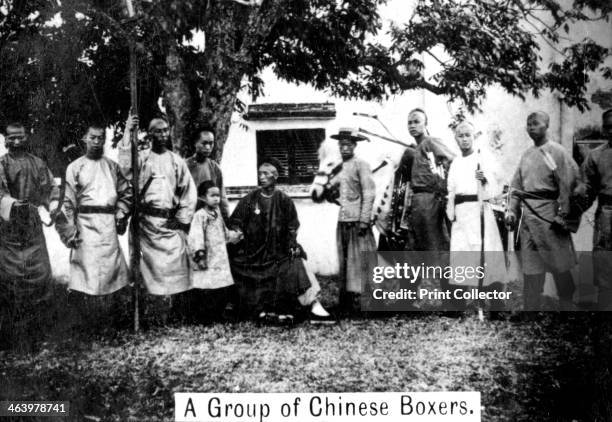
550,215,569,234
475,170,487,185
126,114,139,133
194,249,208,269
505,212,516,230
227,229,243,244
289,247,301,259
358,222,370,237
121,114,140,147
68,236,83,249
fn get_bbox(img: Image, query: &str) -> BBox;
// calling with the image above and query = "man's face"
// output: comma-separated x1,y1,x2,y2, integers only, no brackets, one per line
407,112,427,139
195,132,214,160
454,124,474,153
339,139,356,160
602,113,612,142
84,128,105,158
258,164,277,189
526,114,548,142
5,126,27,151
149,120,170,149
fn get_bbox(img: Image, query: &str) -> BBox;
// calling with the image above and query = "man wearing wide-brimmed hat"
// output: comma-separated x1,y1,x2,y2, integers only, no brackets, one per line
331,128,377,314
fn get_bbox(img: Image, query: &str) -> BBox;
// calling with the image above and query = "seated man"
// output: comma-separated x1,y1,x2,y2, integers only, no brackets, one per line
228,158,331,324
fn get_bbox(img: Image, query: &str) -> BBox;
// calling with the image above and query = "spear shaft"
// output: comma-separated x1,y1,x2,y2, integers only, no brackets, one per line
125,0,141,332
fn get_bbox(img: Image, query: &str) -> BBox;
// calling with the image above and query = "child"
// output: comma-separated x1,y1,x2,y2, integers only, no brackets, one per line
188,181,241,320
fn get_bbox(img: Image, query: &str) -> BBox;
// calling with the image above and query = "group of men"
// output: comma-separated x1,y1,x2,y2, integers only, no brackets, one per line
1,106,612,334
342,107,612,313
0,115,332,335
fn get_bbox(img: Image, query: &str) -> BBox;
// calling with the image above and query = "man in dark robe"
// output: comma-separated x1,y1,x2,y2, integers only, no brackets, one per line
186,127,230,222
229,158,330,323
408,109,455,252
403,109,456,305
580,108,612,311
0,123,59,346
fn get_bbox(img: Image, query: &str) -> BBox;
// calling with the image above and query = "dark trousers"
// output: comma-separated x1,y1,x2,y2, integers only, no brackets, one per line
523,271,575,311
594,206,612,311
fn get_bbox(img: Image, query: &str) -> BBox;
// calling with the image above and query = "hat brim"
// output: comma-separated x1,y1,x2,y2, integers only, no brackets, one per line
330,133,369,142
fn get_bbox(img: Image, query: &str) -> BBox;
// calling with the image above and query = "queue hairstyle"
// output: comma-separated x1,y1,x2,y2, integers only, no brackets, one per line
408,108,428,125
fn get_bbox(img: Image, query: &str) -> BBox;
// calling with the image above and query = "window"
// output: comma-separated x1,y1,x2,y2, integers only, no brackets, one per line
256,129,325,185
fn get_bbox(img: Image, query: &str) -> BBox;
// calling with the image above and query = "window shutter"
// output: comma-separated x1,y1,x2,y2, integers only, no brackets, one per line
256,129,325,185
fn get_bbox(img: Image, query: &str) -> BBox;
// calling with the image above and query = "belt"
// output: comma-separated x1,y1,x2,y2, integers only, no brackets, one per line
140,205,175,219
78,205,115,214
412,186,435,194
455,194,478,205
515,190,559,200
599,193,612,207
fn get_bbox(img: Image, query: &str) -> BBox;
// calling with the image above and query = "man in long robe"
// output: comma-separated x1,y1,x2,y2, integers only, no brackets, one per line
580,108,612,311
446,121,507,311
55,125,133,295
186,127,230,222
332,128,377,313
0,123,58,345
121,116,197,295
506,112,579,311
229,158,331,323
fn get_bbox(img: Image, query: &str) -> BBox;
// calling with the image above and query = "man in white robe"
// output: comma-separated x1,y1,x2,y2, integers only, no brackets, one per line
121,116,197,295
446,122,507,311
55,125,132,295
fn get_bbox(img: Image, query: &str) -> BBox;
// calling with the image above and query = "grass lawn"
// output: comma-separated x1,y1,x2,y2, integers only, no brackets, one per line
1,279,611,421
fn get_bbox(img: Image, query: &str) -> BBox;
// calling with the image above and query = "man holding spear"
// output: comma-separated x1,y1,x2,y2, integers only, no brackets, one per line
120,115,197,297
446,121,507,315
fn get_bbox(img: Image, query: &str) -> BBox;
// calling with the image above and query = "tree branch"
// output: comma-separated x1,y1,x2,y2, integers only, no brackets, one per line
363,56,445,95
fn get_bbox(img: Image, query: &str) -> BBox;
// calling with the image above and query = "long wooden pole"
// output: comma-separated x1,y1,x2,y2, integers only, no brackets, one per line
125,0,141,332
477,150,485,321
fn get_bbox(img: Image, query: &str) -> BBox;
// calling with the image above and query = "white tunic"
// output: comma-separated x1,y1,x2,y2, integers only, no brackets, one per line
58,156,131,295
446,151,506,287
188,207,234,290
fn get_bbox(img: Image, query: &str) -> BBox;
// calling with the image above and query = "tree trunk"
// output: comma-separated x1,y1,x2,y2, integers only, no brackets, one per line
163,45,192,154
162,0,289,160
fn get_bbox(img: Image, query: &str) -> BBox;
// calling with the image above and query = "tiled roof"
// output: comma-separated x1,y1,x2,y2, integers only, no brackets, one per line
244,103,336,120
